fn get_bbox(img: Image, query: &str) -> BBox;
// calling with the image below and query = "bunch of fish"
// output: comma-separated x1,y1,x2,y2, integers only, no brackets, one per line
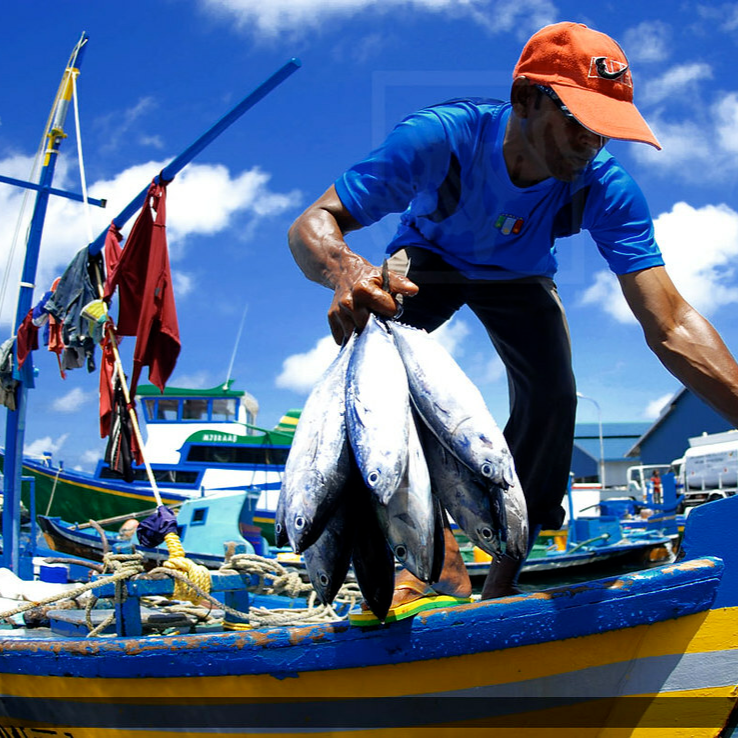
276,314,528,620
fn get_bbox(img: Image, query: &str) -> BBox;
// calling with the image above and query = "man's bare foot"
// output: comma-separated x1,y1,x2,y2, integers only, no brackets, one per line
480,553,525,600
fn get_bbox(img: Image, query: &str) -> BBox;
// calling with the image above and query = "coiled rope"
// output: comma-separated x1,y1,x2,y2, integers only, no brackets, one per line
0,551,362,636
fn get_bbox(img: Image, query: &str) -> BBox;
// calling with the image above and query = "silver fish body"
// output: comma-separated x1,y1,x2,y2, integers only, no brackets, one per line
417,417,507,558
499,472,529,560
303,494,354,606
351,469,395,622
388,321,515,488
346,315,410,505
280,334,355,553
373,411,436,582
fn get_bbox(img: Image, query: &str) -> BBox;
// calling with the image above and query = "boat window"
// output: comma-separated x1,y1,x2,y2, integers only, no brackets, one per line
186,444,291,466
182,399,208,421
212,398,238,422
142,399,157,422
98,466,201,486
156,399,180,421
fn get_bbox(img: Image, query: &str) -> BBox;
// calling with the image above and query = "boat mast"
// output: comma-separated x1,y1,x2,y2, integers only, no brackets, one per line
1,47,302,574
2,34,93,574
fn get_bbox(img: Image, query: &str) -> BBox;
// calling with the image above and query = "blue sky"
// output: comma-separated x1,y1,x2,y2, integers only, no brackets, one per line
1,0,737,471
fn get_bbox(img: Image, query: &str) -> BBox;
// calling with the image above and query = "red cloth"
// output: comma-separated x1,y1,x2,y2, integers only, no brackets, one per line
16,309,38,369
103,223,124,288
99,332,117,438
104,181,180,395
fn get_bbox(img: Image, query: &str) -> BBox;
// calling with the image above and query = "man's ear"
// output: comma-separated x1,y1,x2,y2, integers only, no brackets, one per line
510,76,534,119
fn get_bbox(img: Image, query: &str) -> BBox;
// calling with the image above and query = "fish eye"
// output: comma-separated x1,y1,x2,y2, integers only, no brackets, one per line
481,462,493,477
395,545,407,560
295,516,305,530
480,527,493,540
275,522,282,533
319,573,330,586
367,470,380,487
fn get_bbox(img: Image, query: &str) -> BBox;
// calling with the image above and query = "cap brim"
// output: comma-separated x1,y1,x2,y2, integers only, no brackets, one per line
552,84,662,150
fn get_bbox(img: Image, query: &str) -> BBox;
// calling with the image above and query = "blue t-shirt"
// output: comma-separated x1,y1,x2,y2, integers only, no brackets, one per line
335,99,664,280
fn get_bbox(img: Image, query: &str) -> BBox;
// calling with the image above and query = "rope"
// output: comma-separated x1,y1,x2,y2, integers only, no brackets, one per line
161,532,211,604
0,551,362,635
71,71,94,244
0,552,145,624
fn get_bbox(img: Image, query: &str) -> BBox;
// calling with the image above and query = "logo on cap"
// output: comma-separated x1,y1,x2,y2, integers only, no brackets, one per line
588,57,631,86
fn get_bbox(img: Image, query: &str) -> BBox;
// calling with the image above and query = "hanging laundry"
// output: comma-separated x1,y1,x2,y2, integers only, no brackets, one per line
0,338,18,411
104,180,180,396
98,331,118,438
15,309,39,370
104,375,143,482
45,247,105,373
103,222,124,280
16,288,56,370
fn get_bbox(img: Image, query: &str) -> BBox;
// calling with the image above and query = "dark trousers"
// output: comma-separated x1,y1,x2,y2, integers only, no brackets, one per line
388,247,576,532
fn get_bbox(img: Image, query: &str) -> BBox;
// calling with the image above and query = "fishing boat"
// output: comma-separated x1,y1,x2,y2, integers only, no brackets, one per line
1,484,737,735
4,35,738,737
36,484,272,572
2,382,297,545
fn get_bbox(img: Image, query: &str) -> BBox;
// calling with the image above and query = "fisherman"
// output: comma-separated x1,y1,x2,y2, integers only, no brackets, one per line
288,22,738,606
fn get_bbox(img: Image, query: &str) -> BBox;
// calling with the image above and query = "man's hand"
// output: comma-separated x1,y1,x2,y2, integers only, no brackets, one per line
328,263,418,344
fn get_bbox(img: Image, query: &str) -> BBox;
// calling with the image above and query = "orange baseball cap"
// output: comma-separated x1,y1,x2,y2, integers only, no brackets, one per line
514,22,661,150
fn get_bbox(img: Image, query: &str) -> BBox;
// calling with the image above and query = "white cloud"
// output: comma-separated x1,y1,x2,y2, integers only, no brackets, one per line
0,156,301,329
633,94,738,179
276,317,476,393
199,0,557,41
276,335,340,393
80,448,103,466
52,387,93,413
168,370,212,389
579,202,738,323
24,433,68,458
430,318,470,357
715,93,738,154
579,269,633,324
172,271,194,297
622,21,671,64
480,355,506,383
643,392,674,420
640,62,712,106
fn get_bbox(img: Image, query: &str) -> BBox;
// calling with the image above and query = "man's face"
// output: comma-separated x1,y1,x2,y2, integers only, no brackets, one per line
523,89,609,182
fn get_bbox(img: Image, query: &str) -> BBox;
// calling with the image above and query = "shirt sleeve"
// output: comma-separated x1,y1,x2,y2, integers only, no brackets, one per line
334,109,456,227
583,156,665,275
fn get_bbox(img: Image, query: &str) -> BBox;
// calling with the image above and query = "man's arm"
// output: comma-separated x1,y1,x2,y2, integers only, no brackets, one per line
619,266,738,426
288,185,418,343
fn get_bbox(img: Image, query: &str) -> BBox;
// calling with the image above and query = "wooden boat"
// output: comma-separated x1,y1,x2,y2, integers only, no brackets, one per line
0,382,297,545
1,489,737,735
36,485,271,572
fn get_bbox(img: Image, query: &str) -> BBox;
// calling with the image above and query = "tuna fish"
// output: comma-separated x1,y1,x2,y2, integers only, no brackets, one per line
498,472,529,560
351,467,395,621
346,315,410,505
302,495,355,606
416,416,507,557
280,333,355,553
387,320,516,489
373,410,436,582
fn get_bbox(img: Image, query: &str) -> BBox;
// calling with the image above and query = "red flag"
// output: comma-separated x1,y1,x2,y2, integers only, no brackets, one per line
105,181,180,395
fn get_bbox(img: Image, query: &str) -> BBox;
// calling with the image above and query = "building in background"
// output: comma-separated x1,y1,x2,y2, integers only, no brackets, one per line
570,388,736,488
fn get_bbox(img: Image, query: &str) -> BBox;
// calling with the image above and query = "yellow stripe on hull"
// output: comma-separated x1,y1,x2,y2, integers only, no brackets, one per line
3,607,736,701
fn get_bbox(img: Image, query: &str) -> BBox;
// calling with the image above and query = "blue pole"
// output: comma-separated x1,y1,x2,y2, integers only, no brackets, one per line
88,57,301,255
2,33,89,573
